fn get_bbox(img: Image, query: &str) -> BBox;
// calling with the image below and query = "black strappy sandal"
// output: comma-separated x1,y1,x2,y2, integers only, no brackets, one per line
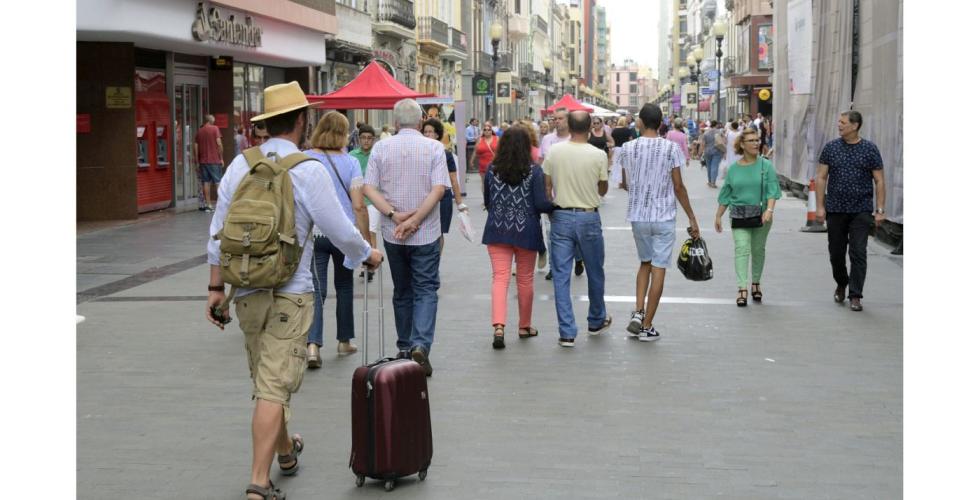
736,289,748,307
751,283,762,303
247,481,285,500
492,325,505,349
518,326,538,339
277,434,303,476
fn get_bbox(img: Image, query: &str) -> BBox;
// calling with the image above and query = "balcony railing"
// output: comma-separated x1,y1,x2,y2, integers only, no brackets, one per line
377,0,415,30
417,16,448,47
534,14,548,33
519,62,533,81
450,27,467,52
476,51,494,74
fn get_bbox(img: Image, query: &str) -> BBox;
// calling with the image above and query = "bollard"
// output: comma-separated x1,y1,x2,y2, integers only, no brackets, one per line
800,178,827,232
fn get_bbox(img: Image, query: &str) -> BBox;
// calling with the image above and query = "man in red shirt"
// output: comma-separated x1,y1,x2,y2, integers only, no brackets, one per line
193,115,224,211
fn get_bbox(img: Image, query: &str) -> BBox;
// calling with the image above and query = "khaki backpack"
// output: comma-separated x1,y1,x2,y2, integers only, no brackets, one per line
216,147,311,291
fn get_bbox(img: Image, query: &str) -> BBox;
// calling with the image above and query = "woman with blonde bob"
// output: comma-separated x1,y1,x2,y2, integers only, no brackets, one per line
303,111,372,366
713,128,782,307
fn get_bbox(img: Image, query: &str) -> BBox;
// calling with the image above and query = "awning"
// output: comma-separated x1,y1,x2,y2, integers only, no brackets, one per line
543,94,594,115
307,61,434,110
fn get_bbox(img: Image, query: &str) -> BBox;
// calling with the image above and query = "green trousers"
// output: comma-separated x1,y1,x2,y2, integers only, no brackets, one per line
732,221,773,289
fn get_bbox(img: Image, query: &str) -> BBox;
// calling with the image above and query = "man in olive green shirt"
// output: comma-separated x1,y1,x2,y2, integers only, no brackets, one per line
542,110,612,347
350,124,378,280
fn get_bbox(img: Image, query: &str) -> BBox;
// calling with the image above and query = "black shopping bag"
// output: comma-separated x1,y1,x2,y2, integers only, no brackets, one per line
677,236,713,281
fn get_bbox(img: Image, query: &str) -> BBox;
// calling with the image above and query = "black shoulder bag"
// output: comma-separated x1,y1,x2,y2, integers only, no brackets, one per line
323,153,353,202
729,163,765,229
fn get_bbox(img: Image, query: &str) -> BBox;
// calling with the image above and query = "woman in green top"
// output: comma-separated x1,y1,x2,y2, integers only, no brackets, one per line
713,128,782,306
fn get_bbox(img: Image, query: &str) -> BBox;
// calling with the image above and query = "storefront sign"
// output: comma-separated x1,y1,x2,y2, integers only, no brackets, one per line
192,2,263,48
77,114,91,134
213,113,229,128
473,76,492,96
758,88,772,101
105,86,132,109
372,50,398,67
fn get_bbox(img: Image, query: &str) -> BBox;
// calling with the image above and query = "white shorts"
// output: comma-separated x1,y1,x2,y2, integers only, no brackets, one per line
368,205,381,233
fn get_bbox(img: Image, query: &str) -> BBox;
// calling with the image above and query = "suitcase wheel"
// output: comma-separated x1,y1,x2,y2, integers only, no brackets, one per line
419,469,427,481
384,480,395,492
355,475,365,487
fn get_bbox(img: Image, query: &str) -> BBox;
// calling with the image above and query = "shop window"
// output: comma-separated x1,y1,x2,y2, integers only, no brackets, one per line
136,126,149,168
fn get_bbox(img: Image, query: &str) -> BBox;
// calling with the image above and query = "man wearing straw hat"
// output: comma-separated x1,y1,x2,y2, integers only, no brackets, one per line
204,81,383,500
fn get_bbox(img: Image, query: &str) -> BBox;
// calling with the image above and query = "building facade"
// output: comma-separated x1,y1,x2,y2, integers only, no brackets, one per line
725,0,773,119
77,0,335,220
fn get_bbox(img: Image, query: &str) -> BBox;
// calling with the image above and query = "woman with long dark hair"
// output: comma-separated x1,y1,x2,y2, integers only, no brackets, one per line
481,127,554,349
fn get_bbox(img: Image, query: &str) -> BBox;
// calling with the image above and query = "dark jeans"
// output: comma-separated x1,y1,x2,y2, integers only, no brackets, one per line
384,239,442,354
826,212,873,299
307,235,354,346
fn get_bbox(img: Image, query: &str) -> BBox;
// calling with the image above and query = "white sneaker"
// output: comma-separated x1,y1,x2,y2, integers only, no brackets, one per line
626,310,644,336
637,326,661,342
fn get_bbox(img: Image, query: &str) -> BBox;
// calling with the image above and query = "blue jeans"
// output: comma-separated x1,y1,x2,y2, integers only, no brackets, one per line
384,240,442,353
549,210,607,339
307,236,354,346
705,154,722,185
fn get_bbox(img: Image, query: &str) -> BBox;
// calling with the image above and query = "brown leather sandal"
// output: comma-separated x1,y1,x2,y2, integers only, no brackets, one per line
751,283,762,302
736,289,748,307
247,481,285,500
277,434,303,476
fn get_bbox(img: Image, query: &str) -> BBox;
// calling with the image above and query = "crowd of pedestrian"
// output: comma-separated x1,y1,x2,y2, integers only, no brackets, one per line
202,80,887,499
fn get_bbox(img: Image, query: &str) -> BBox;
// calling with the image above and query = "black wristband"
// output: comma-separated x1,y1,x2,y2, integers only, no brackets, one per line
208,285,225,292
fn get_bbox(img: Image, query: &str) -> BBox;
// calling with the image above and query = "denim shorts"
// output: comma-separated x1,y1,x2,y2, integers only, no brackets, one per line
199,163,223,184
631,220,676,268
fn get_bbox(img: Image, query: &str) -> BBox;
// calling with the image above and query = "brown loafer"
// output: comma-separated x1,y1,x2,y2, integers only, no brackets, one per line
834,286,846,304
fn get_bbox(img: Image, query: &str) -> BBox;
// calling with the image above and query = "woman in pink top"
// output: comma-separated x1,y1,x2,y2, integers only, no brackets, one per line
665,118,691,163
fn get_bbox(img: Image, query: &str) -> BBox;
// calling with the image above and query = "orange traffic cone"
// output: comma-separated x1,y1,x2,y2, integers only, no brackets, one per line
800,179,827,232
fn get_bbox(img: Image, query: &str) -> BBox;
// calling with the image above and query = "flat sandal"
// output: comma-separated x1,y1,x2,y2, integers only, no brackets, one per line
518,326,538,339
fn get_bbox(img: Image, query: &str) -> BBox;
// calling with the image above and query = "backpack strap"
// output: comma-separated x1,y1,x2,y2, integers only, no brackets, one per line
279,153,313,171
243,147,265,168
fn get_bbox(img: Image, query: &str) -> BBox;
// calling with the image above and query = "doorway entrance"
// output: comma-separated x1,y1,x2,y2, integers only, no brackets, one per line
173,68,208,210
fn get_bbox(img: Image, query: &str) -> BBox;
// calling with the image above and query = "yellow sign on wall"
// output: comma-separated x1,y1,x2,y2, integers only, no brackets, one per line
759,88,771,101
106,87,132,109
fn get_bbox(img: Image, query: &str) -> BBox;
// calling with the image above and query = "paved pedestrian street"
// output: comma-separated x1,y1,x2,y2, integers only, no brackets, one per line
77,163,902,499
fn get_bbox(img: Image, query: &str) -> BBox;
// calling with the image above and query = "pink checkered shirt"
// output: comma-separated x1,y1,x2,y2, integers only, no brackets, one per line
364,128,450,245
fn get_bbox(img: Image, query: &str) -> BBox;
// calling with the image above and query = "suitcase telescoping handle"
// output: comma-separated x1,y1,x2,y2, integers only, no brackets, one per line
361,263,385,366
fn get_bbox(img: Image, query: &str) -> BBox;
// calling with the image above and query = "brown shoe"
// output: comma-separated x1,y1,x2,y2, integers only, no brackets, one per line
834,286,846,304
307,344,321,369
849,298,863,311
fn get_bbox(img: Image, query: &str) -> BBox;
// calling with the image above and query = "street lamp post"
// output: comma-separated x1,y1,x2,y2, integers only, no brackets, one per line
490,21,504,126
677,67,689,119
693,46,704,121
559,70,567,97
713,19,727,121
543,59,553,108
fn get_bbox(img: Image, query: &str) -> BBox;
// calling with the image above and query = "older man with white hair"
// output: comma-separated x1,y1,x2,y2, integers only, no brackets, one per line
363,98,450,376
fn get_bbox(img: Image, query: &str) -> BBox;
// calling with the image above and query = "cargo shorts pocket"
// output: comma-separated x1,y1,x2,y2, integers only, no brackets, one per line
269,293,313,394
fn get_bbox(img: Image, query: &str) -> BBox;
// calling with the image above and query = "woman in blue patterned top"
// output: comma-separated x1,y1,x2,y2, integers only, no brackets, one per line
482,127,554,349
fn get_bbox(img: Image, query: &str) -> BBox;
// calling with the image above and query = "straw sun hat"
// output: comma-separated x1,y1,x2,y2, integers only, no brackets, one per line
250,81,310,122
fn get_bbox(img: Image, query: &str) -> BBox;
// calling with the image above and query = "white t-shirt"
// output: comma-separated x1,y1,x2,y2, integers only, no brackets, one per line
615,136,686,222
207,138,372,297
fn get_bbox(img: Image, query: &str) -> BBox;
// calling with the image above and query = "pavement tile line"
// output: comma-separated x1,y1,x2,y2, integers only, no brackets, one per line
76,254,207,304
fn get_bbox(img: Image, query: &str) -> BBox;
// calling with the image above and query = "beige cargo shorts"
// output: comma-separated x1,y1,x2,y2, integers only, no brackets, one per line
234,291,313,420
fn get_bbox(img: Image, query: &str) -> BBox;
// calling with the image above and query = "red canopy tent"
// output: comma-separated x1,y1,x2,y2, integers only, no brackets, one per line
542,94,595,115
307,61,434,110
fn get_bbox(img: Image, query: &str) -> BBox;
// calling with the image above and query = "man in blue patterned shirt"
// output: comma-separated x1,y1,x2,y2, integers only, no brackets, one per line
815,111,887,312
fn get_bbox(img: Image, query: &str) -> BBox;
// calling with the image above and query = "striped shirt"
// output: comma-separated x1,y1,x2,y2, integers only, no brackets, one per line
364,128,450,246
616,136,686,222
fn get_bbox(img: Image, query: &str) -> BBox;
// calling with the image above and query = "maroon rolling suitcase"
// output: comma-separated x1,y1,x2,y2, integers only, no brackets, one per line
350,267,433,492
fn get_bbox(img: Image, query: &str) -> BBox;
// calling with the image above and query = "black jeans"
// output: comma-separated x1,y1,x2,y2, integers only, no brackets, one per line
826,212,873,299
